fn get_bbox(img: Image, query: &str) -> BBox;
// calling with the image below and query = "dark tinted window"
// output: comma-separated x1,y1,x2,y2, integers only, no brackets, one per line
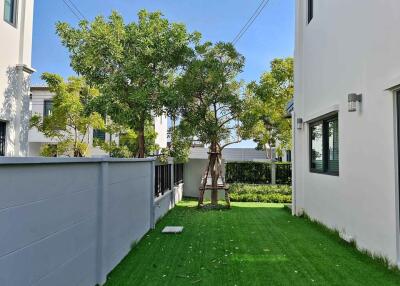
0,122,6,156
310,122,323,171
309,114,339,175
4,0,17,25
93,129,106,141
43,100,53,117
327,118,339,173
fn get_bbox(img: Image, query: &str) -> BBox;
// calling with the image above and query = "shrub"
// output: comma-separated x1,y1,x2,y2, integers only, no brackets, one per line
226,162,292,185
226,162,271,184
275,163,292,185
229,183,292,203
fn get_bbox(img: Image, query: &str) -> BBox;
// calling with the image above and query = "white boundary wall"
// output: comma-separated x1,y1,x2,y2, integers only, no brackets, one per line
0,157,182,286
154,183,184,223
183,159,226,200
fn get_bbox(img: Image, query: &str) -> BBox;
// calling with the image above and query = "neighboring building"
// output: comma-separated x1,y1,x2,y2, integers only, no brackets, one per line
0,0,35,156
293,0,400,265
29,86,168,157
189,147,267,162
154,113,168,150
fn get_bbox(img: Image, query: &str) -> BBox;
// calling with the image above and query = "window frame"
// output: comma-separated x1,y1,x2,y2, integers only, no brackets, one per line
4,0,18,27
43,100,53,117
309,113,339,176
93,129,106,142
0,121,6,156
307,0,313,24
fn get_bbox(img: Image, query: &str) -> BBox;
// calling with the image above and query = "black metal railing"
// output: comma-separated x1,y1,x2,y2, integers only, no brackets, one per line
174,163,184,185
155,164,172,197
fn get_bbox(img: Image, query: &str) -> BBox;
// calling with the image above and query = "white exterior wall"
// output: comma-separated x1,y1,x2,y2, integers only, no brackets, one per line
294,0,400,265
29,88,57,145
0,0,35,156
154,114,168,149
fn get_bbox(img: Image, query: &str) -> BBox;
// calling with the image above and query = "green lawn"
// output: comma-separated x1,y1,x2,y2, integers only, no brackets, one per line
105,201,400,286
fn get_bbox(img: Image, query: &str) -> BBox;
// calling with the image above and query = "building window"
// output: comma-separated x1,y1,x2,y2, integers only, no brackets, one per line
4,0,17,26
0,121,6,156
307,0,313,24
286,150,292,162
93,129,106,142
309,114,339,175
43,100,53,117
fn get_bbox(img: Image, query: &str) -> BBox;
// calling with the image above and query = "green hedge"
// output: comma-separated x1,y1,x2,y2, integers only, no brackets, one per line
226,162,271,184
229,183,292,203
276,163,292,185
226,162,292,185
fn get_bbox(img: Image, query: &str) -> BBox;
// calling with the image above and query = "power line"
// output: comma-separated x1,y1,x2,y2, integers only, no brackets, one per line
232,0,271,45
61,0,81,21
232,0,270,45
65,0,87,21
232,0,267,44
61,0,87,21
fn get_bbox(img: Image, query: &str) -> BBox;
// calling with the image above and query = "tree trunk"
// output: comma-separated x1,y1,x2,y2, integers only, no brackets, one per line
136,128,145,158
210,142,220,206
198,141,224,207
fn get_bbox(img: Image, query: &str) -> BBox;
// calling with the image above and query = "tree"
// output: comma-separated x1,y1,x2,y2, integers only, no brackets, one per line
30,73,104,157
175,42,247,206
94,121,159,158
242,57,293,158
56,10,200,157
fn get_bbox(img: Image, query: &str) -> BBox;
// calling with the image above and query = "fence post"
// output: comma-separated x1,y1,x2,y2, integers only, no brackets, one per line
150,160,155,229
96,160,109,285
271,162,276,185
169,158,175,207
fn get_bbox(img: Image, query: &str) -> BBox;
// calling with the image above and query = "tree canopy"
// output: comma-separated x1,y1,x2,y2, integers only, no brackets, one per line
176,42,246,149
56,10,200,157
173,42,249,205
242,57,293,158
30,73,104,157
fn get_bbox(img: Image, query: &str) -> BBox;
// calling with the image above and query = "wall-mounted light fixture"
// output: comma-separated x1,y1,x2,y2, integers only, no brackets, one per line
348,93,362,112
296,118,303,130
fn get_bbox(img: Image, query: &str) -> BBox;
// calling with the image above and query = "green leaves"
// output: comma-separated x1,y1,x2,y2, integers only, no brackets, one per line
30,73,103,157
174,42,245,150
56,10,200,157
243,57,294,154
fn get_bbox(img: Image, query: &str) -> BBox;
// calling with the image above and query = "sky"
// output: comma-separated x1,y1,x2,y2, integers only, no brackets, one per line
31,0,295,148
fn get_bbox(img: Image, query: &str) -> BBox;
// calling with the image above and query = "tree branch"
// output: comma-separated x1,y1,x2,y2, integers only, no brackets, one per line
219,115,238,128
220,139,242,150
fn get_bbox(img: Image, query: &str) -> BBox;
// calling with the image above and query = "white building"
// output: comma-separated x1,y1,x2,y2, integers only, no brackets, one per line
189,147,267,162
154,113,168,150
293,0,400,265
29,86,168,157
0,0,35,156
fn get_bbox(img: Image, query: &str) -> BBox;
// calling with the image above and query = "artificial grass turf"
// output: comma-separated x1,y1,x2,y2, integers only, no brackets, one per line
104,201,400,286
